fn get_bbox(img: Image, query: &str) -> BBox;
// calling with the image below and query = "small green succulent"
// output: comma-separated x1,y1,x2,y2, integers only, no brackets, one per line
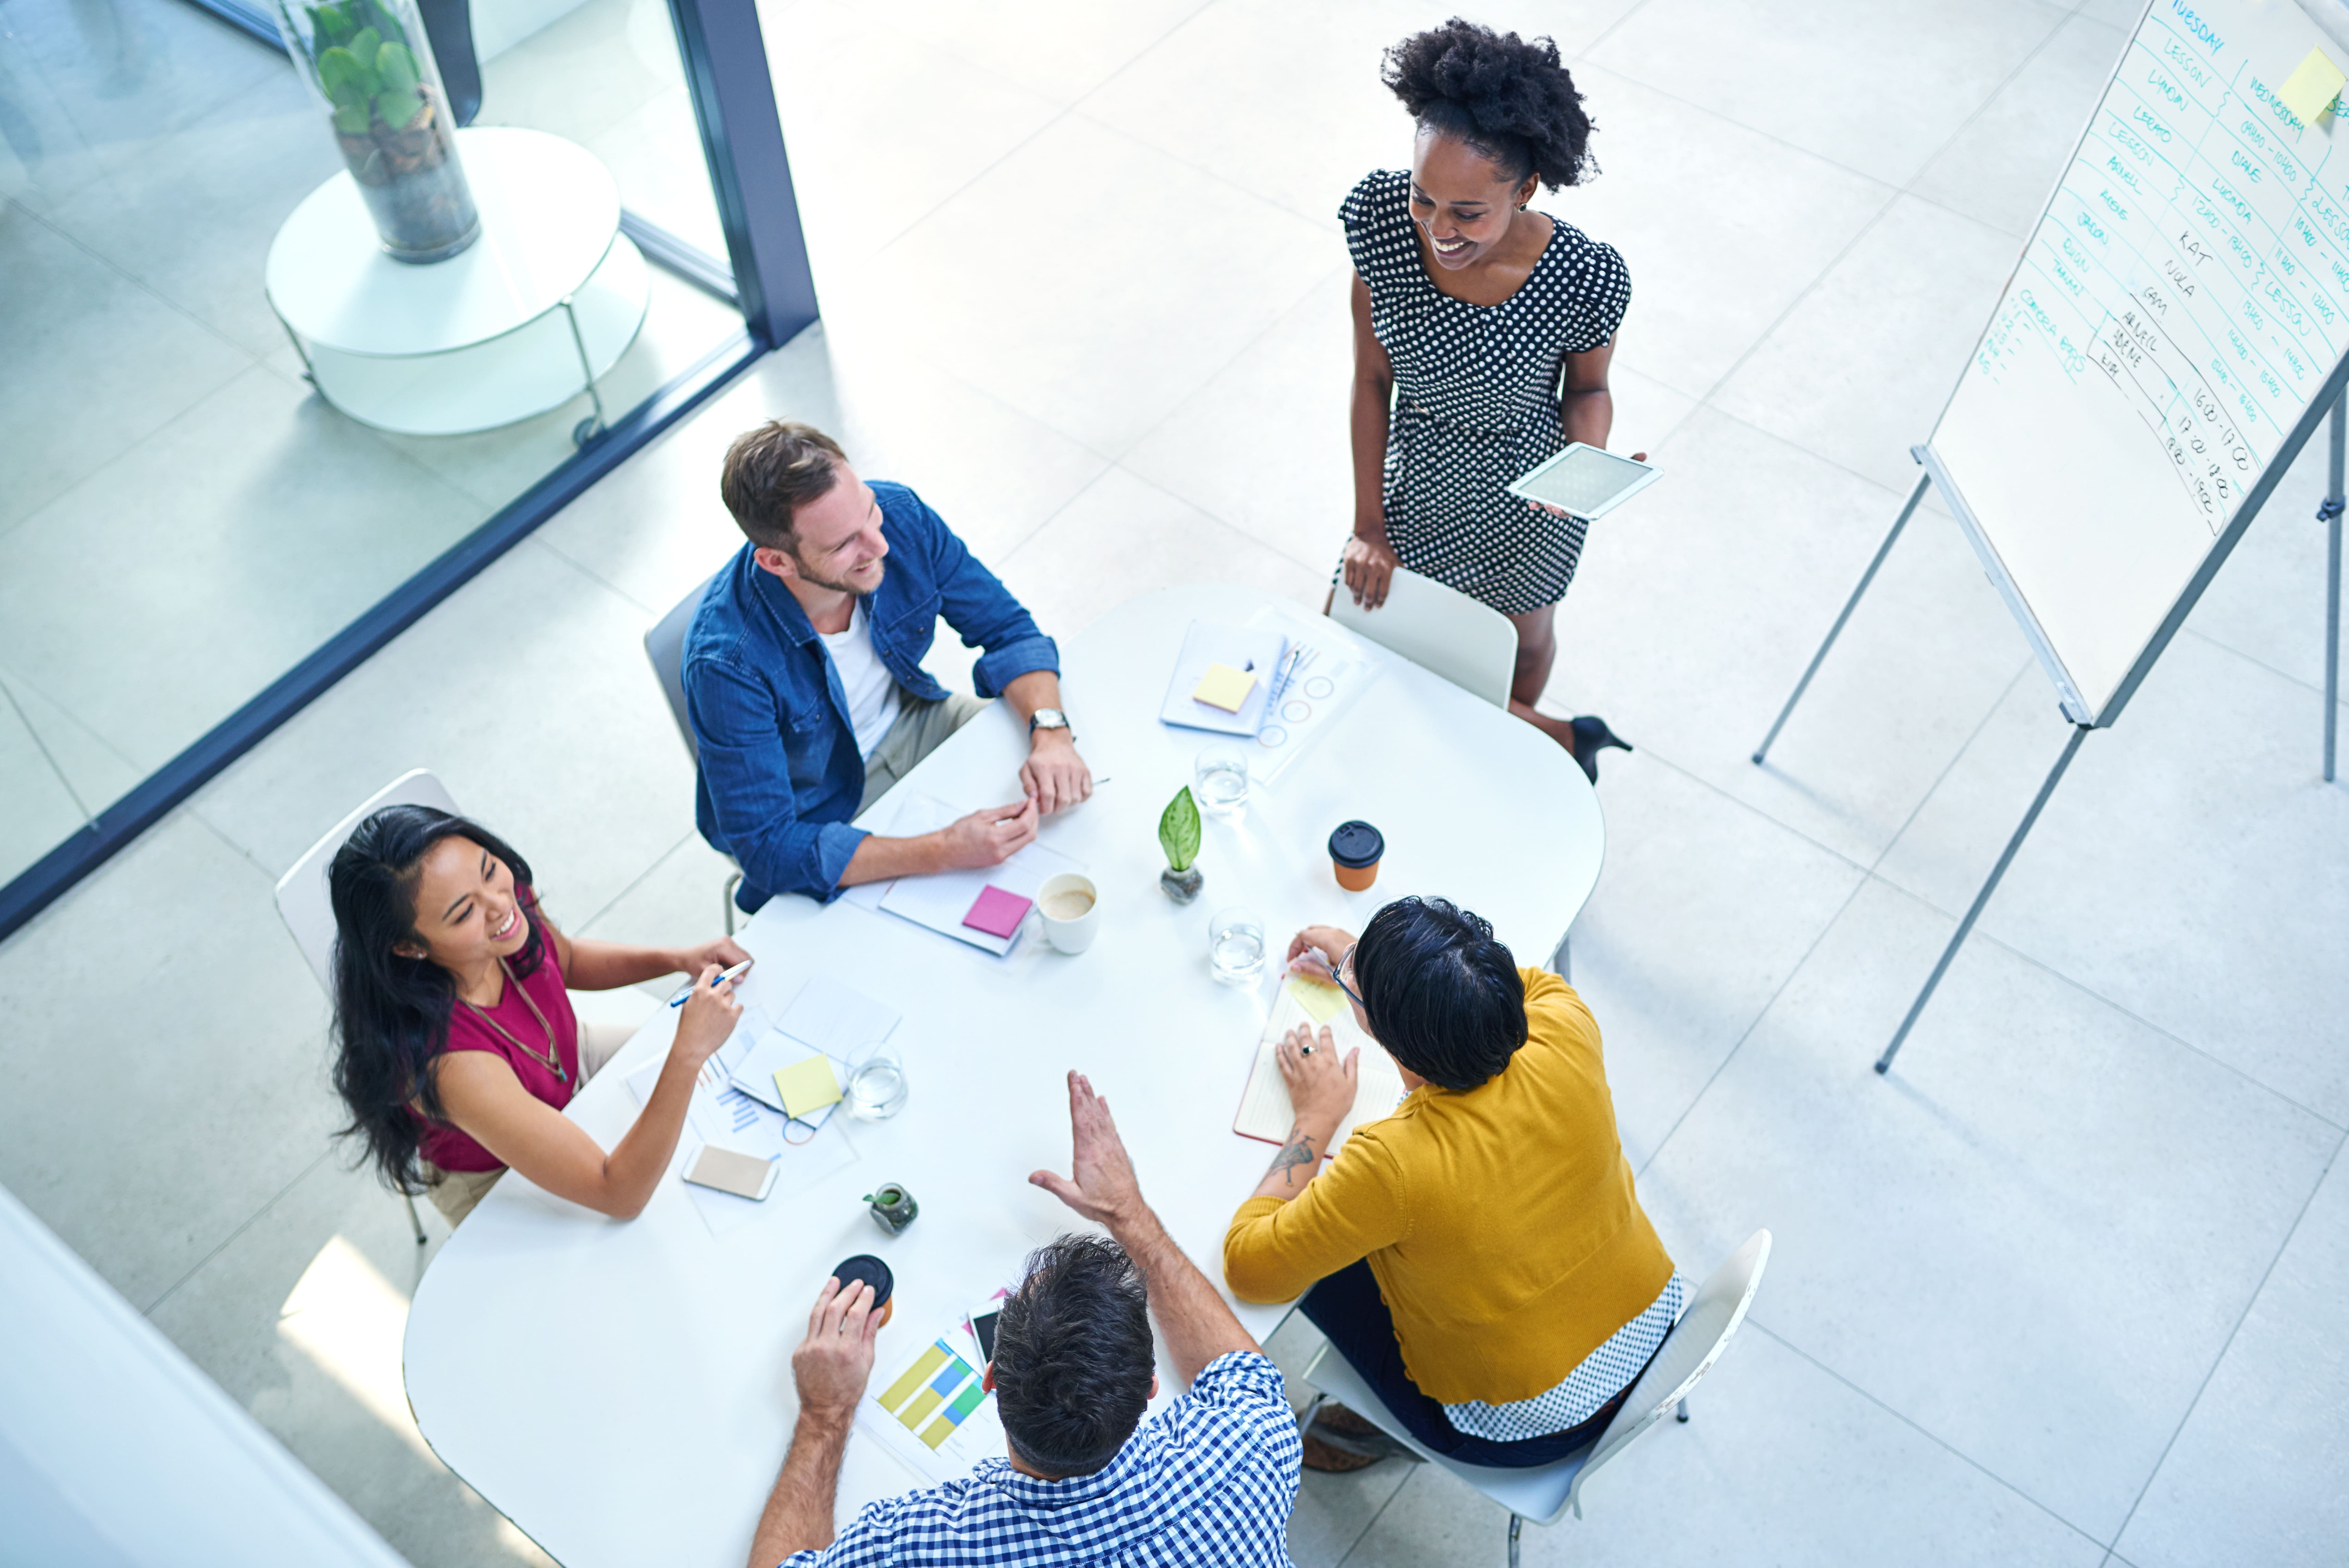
1158,786,1201,873
304,0,426,135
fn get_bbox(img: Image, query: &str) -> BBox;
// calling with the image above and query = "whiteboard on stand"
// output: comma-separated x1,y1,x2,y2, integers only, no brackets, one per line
1927,0,2349,724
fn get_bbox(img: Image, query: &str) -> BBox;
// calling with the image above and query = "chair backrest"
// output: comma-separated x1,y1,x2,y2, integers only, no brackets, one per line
272,769,462,998
1328,567,1517,709
645,573,718,763
1564,1228,1773,1518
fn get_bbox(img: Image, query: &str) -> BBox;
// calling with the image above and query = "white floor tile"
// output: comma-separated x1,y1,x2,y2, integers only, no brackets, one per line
1909,14,2130,239
0,676,98,888
1336,1324,2104,1567
0,202,251,536
583,83,727,260
1548,64,1896,398
1588,0,2069,188
188,540,701,924
477,0,685,152
2181,412,2349,704
1554,406,2031,867
1875,631,2349,1125
1567,753,1865,1168
1711,194,2027,495
2114,1145,2349,1568
0,813,343,1310
0,366,489,771
841,114,1335,458
845,0,1211,108
144,1155,557,1568
1637,876,2339,1540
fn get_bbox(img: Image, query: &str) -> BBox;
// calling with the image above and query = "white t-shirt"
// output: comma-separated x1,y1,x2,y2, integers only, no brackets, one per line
817,601,903,760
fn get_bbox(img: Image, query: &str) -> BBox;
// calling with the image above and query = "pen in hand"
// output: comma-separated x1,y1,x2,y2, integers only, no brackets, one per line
669,958,754,1007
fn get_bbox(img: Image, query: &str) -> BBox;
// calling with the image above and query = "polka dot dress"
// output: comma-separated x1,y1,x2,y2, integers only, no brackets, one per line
1340,168,1632,616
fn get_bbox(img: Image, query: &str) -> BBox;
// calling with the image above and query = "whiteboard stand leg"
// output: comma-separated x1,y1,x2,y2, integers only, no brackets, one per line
2325,394,2342,784
1753,470,1932,765
1876,724,2092,1076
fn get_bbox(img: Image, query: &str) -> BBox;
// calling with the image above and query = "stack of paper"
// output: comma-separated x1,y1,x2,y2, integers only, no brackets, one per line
1160,620,1288,735
853,793,1083,955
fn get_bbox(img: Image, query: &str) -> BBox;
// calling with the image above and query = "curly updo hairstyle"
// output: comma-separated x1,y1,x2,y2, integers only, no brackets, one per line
1383,17,1596,191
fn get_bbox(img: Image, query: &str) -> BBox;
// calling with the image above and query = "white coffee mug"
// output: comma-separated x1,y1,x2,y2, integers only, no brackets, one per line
1037,873,1100,954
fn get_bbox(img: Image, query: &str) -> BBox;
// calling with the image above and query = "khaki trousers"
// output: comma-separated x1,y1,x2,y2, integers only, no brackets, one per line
421,1019,636,1229
857,692,989,815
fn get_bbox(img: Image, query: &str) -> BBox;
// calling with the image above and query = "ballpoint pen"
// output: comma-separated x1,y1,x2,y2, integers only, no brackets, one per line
669,958,754,1007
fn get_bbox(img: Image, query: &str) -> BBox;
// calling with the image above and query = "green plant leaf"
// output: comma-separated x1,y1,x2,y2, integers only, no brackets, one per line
373,86,423,127
374,40,419,98
331,101,372,134
1158,786,1201,873
357,0,406,47
316,45,362,96
348,25,381,72
308,2,352,44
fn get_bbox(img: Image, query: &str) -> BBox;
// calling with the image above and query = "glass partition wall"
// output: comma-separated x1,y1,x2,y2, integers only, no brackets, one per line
0,0,808,933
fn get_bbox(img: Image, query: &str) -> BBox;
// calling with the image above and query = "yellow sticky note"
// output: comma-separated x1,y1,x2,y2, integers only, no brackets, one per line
1288,976,1347,1024
774,1054,843,1119
2279,47,2345,124
1191,662,1257,712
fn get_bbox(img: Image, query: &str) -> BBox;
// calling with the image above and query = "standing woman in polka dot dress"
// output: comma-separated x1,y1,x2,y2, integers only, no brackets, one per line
1339,18,1639,783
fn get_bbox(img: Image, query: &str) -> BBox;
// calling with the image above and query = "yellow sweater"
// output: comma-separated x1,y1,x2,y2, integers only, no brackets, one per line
1223,969,1672,1406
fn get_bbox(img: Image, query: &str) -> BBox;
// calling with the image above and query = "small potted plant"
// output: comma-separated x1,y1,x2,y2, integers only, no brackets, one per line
275,0,479,262
1159,786,1203,904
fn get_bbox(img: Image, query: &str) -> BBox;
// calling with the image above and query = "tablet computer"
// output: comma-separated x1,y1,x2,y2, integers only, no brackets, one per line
1505,443,1659,520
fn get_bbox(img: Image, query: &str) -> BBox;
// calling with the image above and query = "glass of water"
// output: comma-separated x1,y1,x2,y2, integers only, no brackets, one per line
1193,743,1250,820
1208,906,1268,987
845,1049,910,1120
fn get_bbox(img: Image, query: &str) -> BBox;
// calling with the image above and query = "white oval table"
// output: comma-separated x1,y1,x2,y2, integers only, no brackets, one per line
265,127,648,437
401,585,1605,1567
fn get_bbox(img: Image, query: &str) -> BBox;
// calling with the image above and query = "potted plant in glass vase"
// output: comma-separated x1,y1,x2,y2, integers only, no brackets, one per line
275,0,480,262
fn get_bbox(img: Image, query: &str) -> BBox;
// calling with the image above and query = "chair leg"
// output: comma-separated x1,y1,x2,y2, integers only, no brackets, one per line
1676,1397,1689,1423
723,872,743,937
402,1192,428,1246
1294,1392,1326,1437
1508,1514,1522,1568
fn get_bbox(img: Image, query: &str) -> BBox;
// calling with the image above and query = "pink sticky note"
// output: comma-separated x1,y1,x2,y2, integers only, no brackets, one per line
962,885,1033,938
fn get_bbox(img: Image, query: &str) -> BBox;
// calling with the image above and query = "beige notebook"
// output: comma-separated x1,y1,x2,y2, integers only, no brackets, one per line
1234,977,1410,1155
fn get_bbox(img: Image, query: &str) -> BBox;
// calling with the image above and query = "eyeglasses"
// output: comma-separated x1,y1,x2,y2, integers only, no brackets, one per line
1331,942,1363,1009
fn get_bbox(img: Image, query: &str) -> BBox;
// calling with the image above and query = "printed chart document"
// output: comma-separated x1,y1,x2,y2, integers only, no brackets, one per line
858,1314,1008,1487
730,977,901,1118
1234,977,1410,1156
1241,604,1380,783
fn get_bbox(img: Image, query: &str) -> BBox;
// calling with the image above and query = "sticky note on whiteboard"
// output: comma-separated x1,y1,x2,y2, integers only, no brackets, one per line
2278,47,2345,124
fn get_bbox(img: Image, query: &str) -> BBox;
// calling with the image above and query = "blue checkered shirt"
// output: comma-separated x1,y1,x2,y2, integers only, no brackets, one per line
781,1351,1302,1567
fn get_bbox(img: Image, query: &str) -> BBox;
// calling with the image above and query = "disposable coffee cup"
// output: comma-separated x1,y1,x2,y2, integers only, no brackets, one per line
1038,872,1100,954
833,1254,894,1328
1328,820,1385,892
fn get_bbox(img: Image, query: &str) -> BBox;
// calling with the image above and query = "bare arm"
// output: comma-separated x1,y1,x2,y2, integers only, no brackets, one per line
1246,1024,1356,1205
1030,1072,1259,1386
837,797,1039,887
1342,273,1402,609
1557,334,1617,449
746,1279,880,1568
433,970,740,1219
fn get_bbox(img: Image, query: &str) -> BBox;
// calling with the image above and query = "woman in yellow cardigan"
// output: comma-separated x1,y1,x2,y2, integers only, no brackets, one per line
1224,896,1684,1471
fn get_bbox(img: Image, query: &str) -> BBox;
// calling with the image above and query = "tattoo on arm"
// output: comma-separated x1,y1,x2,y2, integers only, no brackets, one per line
1268,1126,1320,1188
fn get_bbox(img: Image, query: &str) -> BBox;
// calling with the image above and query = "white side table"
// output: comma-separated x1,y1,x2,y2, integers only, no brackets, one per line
266,126,651,439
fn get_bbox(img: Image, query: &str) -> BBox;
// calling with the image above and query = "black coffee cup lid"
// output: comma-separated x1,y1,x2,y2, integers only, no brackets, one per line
833,1254,893,1307
1329,820,1385,868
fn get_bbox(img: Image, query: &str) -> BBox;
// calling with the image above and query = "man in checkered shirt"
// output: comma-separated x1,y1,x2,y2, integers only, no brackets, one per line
744,1072,1304,1567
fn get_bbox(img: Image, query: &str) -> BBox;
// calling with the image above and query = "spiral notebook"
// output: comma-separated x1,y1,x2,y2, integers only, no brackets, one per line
1233,977,1410,1156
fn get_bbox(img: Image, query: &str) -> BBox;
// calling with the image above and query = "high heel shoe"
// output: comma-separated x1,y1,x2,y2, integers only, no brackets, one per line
1568,716,1632,783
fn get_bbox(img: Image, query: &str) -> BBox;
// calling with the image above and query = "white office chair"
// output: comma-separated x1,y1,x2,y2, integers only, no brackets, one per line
644,573,742,933
1330,568,1580,974
1299,1229,1772,1567
1329,565,1519,710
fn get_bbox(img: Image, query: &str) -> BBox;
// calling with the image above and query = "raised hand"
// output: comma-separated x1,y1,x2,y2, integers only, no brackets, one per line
1028,1071,1147,1231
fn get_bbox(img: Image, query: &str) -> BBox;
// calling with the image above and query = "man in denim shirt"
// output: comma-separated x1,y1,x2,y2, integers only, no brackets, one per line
686,422,1092,911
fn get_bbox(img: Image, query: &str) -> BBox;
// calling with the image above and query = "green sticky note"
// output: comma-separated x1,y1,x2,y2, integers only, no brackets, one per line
2278,47,2345,123
774,1054,843,1119
1288,976,1347,1024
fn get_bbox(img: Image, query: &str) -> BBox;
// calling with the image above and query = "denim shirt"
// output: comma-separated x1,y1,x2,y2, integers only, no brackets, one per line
684,481,1058,910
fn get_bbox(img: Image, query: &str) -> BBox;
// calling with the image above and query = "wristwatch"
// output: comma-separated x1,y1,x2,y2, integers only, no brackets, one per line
1028,707,1073,740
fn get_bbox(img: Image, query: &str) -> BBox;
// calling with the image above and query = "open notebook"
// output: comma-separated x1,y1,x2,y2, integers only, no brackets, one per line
1234,976,1410,1156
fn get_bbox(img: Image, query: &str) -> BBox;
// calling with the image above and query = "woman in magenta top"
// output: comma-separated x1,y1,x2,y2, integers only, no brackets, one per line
327,803,750,1227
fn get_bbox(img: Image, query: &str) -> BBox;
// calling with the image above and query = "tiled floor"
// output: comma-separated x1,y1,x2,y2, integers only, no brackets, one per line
0,0,743,888
2,1,2345,1566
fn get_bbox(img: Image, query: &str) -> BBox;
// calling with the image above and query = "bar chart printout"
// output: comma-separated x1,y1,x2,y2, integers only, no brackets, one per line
1932,0,2349,720
858,1329,1007,1485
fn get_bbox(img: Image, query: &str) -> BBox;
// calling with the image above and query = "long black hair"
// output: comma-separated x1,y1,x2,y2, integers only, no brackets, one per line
327,804,548,1194
1384,18,1597,191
